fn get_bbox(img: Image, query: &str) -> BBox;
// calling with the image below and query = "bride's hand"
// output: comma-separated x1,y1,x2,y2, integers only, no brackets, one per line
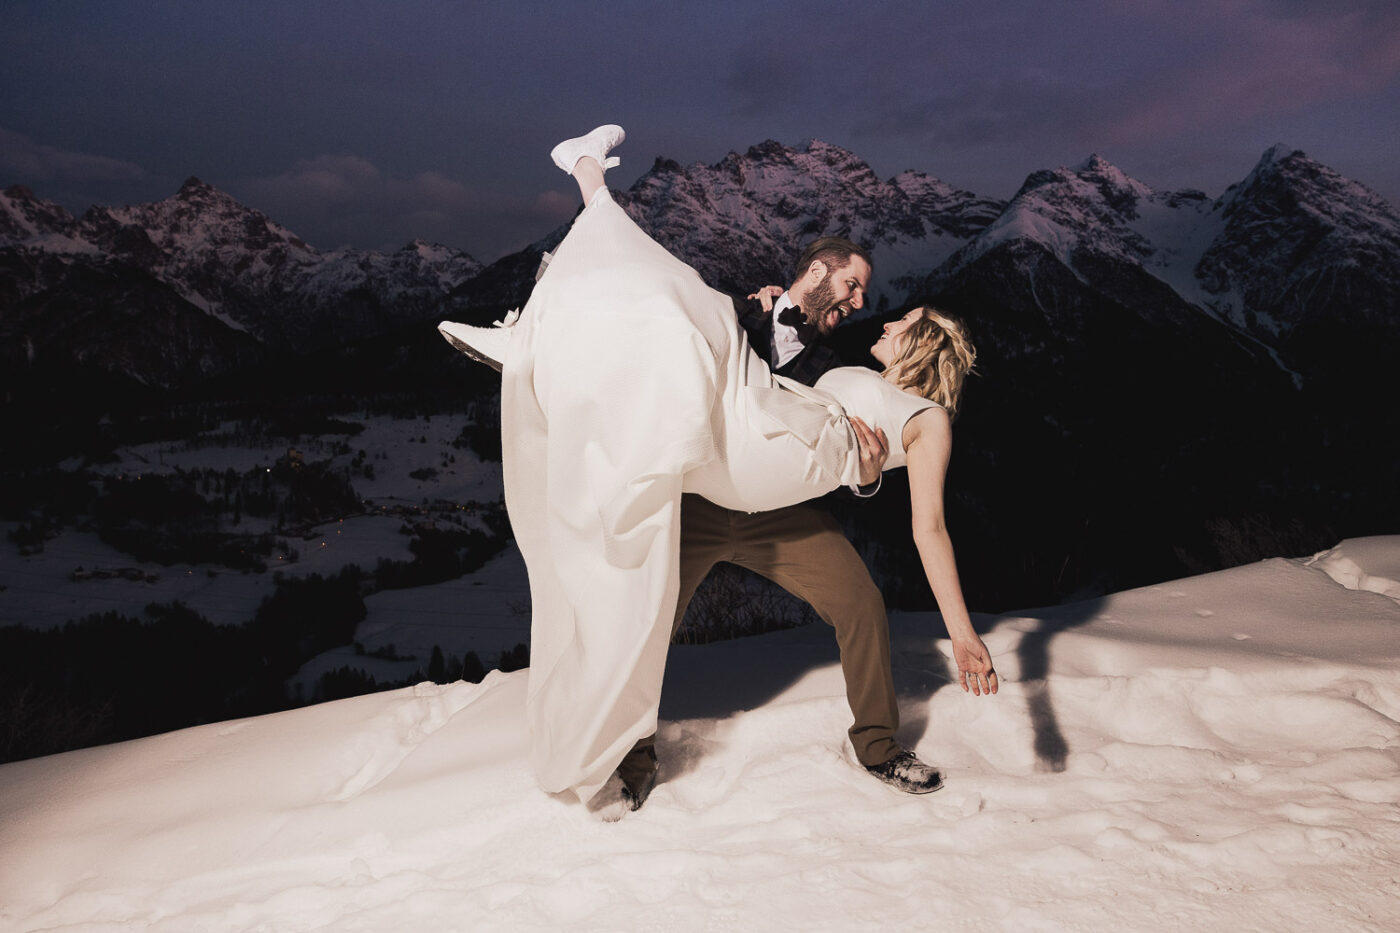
747,285,784,312
951,635,998,696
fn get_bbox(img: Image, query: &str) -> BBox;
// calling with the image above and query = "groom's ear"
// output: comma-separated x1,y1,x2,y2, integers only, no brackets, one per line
804,259,830,284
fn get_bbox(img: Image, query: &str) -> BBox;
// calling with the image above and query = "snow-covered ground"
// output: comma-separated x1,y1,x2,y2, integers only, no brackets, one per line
0,411,505,633
2,537,1397,932
288,542,533,695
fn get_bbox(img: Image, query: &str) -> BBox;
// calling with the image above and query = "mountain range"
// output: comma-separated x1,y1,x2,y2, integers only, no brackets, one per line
1,177,481,388
3,140,1396,604
4,141,1396,391
447,141,1398,606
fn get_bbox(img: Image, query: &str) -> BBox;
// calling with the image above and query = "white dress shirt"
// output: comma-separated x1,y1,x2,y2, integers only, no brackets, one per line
770,291,808,368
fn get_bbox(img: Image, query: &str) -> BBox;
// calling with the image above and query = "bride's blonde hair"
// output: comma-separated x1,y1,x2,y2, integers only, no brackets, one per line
881,307,976,418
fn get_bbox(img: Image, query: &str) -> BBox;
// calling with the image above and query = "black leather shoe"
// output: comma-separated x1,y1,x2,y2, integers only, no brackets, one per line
618,744,659,811
865,750,943,794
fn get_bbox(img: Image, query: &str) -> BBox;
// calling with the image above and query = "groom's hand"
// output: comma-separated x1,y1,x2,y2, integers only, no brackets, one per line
850,416,889,486
746,285,784,312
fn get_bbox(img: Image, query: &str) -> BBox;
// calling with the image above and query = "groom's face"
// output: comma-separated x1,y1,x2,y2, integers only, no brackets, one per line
806,256,871,336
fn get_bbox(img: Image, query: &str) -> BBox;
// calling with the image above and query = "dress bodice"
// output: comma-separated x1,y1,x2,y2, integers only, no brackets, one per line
814,367,942,470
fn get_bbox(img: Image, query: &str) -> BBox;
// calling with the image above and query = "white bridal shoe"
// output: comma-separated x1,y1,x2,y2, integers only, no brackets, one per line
437,249,549,372
438,314,516,373
550,124,625,175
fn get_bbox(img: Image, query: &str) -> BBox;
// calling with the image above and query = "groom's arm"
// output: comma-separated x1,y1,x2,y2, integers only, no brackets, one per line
731,293,772,344
730,290,885,495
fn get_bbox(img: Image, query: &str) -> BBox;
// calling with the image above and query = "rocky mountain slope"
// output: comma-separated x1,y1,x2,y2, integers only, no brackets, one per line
7,141,1395,398
917,145,1400,383
1197,146,1400,375
1,180,480,387
452,140,1398,397
449,139,1006,322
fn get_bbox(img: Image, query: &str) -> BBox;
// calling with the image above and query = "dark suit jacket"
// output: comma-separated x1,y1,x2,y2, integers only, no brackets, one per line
730,295,839,388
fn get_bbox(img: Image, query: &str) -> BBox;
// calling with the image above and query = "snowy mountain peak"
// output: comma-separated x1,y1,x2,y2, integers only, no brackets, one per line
3,178,484,381
739,138,789,161
709,139,884,190
948,152,1176,284
176,175,220,199
801,138,876,174
400,237,478,268
1074,153,1154,203
1217,144,1371,214
1197,144,1400,343
452,138,1005,321
612,138,1003,309
80,177,317,264
0,183,79,243
1014,154,1153,205
1256,142,1302,169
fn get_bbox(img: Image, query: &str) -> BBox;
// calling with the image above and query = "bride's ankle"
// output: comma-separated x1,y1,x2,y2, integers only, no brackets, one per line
573,157,607,203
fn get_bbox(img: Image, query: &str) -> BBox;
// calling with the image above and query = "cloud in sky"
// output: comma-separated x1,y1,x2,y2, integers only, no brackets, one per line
0,128,146,184
1091,0,1400,146
709,0,1400,202
239,155,577,257
243,156,475,220
752,0,1399,148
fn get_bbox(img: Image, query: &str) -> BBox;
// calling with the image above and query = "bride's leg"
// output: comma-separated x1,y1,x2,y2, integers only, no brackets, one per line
437,127,619,368
571,156,606,205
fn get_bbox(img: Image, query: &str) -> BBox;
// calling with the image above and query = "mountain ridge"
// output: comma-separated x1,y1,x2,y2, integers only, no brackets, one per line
6,140,1396,392
1,179,483,386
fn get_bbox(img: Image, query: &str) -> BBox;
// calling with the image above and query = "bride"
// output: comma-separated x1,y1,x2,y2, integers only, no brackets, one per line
441,125,997,804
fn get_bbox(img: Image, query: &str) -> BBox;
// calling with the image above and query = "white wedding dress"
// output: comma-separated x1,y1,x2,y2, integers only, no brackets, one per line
493,190,936,801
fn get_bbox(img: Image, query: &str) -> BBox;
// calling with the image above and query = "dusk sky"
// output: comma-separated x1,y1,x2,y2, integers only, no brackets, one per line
4,0,1397,262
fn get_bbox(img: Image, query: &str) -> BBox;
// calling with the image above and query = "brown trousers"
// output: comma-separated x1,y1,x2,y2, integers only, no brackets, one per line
633,494,900,768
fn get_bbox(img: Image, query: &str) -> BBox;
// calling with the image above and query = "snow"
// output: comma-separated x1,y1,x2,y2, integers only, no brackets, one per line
3,537,1398,931
973,205,1084,271
1308,536,1400,601
0,524,274,627
3,412,502,632
351,542,531,662
16,233,102,255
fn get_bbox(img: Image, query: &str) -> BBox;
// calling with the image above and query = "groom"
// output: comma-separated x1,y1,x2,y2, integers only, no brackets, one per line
615,236,944,809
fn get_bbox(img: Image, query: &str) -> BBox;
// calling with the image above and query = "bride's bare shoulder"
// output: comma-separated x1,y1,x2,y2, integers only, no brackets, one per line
903,403,951,451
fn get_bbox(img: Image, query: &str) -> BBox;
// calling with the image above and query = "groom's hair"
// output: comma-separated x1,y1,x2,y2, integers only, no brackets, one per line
793,237,872,283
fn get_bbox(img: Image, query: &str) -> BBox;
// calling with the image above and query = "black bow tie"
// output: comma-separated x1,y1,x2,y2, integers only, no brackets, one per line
777,305,819,345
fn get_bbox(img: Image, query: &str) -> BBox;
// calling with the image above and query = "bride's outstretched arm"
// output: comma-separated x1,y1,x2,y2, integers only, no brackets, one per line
903,408,998,696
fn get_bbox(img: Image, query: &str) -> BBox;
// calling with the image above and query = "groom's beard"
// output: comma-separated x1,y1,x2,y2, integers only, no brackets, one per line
803,277,842,336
